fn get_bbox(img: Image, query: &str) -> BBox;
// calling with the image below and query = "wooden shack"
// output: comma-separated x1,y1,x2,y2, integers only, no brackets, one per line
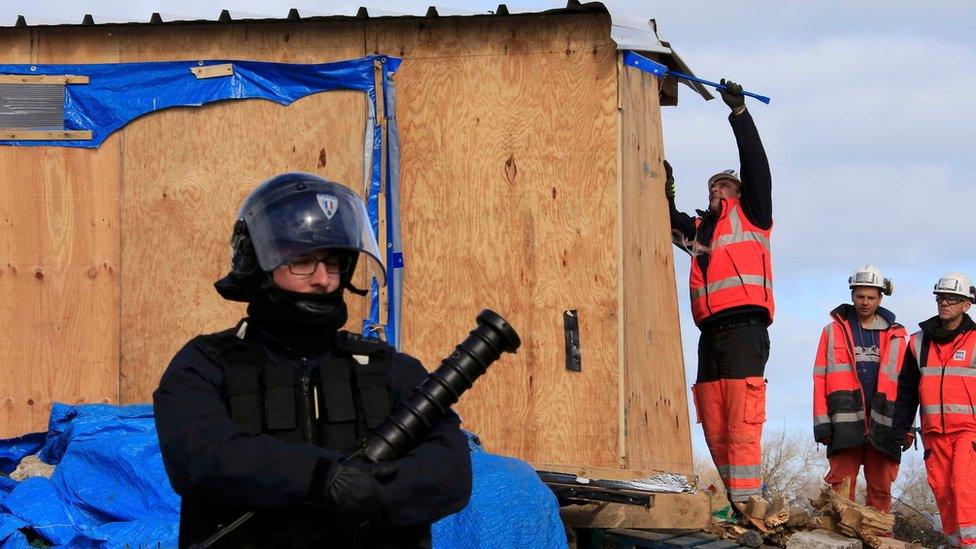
0,3,695,475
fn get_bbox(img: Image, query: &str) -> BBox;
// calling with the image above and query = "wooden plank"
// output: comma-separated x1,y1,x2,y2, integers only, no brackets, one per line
0,130,92,141
0,28,121,437
191,64,233,79
371,13,622,466
618,51,693,474
117,21,368,404
0,74,89,84
560,492,712,530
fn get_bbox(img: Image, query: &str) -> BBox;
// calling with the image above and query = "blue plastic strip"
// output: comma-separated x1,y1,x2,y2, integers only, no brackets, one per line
381,59,404,350
623,51,772,105
0,56,389,148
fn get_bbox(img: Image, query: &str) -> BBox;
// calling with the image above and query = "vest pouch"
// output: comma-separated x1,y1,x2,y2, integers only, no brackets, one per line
354,360,392,429
316,359,358,451
224,367,263,435
262,364,296,431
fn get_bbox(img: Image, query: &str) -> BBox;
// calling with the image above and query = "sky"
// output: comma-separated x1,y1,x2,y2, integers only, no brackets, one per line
630,1,976,457
2,0,974,465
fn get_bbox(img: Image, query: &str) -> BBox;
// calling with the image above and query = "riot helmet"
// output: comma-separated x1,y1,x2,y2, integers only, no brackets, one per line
218,172,384,301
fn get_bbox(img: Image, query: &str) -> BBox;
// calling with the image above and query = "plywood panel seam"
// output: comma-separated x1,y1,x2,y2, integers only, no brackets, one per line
614,52,626,466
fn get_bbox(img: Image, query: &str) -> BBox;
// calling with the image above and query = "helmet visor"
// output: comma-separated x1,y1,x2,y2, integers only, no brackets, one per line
242,179,385,286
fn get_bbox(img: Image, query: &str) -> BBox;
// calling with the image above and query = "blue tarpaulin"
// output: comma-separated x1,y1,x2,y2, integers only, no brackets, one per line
0,404,566,548
0,56,385,148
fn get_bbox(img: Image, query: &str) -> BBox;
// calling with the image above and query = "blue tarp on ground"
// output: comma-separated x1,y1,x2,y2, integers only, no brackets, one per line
0,404,566,548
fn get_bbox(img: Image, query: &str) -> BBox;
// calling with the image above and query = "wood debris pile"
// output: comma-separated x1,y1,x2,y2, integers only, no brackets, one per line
711,483,924,549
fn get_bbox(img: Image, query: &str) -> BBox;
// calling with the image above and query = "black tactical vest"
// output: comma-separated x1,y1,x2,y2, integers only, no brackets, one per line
178,324,429,549
194,324,394,453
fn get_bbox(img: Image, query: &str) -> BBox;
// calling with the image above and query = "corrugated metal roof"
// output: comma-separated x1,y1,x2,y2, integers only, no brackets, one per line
0,1,711,99
3,1,664,51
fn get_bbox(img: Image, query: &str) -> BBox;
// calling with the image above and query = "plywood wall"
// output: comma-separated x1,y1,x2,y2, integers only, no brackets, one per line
0,12,690,475
619,61,692,475
0,29,121,436
369,14,622,466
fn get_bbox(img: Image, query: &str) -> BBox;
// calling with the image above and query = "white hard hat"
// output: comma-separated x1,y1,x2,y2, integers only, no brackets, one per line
707,169,741,189
849,265,893,296
933,272,976,302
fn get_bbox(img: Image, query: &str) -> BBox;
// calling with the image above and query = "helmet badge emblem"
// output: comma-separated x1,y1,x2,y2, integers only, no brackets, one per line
317,193,338,220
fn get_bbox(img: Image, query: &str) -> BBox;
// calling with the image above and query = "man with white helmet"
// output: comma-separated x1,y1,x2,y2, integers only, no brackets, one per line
893,272,976,549
666,79,773,505
812,266,906,512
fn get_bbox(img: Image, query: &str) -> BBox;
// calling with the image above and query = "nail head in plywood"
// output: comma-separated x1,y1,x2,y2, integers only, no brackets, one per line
0,74,89,84
191,63,234,79
0,130,93,140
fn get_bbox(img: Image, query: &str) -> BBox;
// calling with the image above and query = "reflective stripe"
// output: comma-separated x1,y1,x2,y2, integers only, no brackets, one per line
880,338,902,382
827,328,836,367
960,526,976,543
727,486,763,501
827,363,854,374
715,206,772,250
871,412,893,427
912,333,923,370
814,415,831,426
922,366,976,377
922,404,976,415
690,274,772,301
831,411,865,423
813,365,827,374
717,464,761,479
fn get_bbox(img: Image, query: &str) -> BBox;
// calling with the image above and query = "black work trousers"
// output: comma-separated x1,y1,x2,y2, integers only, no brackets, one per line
696,319,770,383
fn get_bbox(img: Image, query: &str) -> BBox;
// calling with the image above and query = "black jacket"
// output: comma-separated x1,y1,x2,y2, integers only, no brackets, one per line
153,321,472,548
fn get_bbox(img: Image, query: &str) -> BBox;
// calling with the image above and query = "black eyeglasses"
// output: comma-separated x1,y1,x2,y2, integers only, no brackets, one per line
285,254,351,276
935,295,965,305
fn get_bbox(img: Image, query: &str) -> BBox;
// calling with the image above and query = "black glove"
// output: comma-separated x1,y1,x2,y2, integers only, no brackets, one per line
326,460,399,525
719,78,745,111
663,159,675,201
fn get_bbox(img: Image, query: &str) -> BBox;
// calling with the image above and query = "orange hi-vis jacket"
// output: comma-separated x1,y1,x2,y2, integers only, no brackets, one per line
909,329,976,435
813,307,907,460
689,197,773,326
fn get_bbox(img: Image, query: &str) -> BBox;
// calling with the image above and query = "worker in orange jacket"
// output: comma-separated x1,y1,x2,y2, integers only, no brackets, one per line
893,272,976,549
667,79,772,504
812,265,907,512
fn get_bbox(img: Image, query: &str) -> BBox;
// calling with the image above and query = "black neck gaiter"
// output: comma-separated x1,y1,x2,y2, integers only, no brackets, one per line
245,288,348,354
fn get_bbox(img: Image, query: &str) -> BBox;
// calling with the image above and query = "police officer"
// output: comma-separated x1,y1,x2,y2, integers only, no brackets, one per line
666,79,773,505
153,172,471,548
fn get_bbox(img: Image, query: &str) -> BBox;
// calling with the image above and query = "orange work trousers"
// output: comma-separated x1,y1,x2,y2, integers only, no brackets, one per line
824,443,899,513
923,431,976,548
692,377,766,502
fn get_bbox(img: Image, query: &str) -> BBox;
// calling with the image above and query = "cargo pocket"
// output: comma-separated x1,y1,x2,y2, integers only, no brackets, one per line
744,377,767,424
691,384,703,424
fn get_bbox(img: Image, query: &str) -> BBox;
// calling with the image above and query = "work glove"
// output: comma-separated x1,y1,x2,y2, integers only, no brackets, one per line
663,159,676,201
719,78,745,112
818,436,831,446
326,460,399,525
